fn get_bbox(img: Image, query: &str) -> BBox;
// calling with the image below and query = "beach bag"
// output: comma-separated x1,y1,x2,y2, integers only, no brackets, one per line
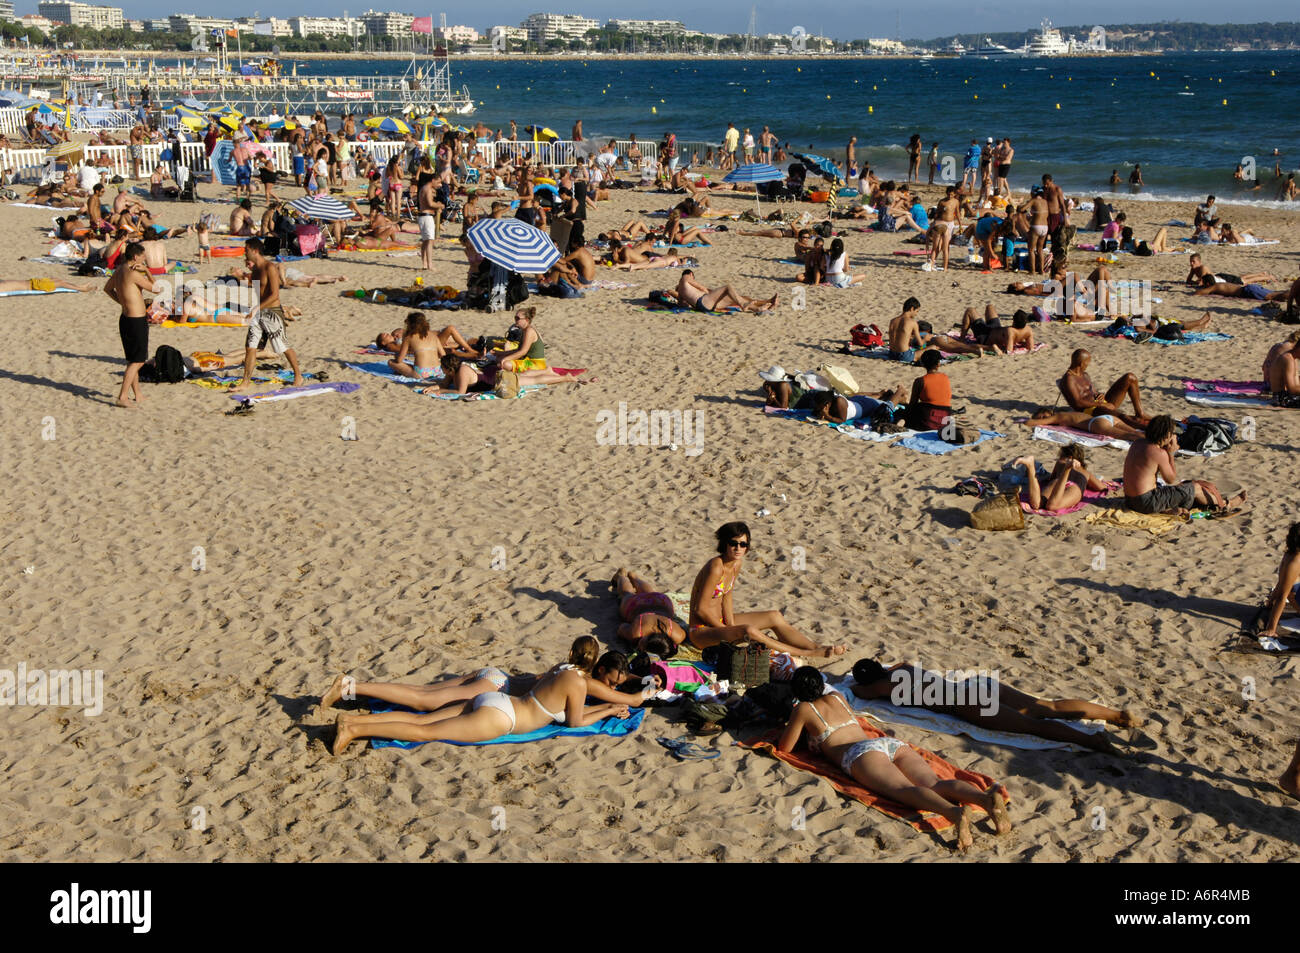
970,491,1025,531
153,345,185,383
1180,416,1237,454
295,224,322,256
850,323,884,348
1154,322,1184,341
816,363,858,396
683,699,729,734
494,370,521,399
712,642,771,689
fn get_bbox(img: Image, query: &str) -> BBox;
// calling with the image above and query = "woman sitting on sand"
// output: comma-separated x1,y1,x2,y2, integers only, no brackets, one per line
848,659,1135,754
688,521,846,659
330,649,636,755
613,568,686,647
1026,407,1145,440
664,209,712,247
491,307,546,372
388,311,450,380
321,636,653,721
820,238,866,288
779,667,1011,852
1011,448,1112,512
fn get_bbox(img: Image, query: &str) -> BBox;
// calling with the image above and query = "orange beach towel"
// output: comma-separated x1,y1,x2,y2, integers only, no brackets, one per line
739,717,1008,833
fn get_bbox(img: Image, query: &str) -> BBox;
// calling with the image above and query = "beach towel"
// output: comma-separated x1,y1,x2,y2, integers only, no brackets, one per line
1087,328,1233,346
1183,392,1273,409
228,381,360,404
824,674,1104,752
851,346,969,366
895,429,1002,455
637,304,736,315
191,369,320,389
345,360,445,384
414,371,585,400
763,405,913,444
738,717,1007,833
1178,238,1280,247
1031,424,1129,451
0,287,79,296
1184,378,1266,396
369,706,645,749
653,241,708,249
1084,507,1185,536
159,318,244,328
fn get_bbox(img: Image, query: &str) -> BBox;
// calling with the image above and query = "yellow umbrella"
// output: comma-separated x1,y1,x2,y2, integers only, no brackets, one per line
216,114,241,132
364,116,412,135
44,140,83,159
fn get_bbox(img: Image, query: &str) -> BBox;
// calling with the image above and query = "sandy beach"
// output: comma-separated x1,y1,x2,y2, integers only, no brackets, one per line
2,162,1299,862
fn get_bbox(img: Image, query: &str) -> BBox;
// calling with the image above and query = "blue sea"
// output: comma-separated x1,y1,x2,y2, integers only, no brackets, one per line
301,52,1298,206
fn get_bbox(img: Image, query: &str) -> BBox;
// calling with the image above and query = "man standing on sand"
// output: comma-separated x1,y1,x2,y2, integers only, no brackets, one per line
102,241,153,409
1122,415,1244,515
924,185,961,272
996,137,1014,196
128,123,145,181
235,238,303,390
722,122,739,171
927,142,939,185
417,173,442,270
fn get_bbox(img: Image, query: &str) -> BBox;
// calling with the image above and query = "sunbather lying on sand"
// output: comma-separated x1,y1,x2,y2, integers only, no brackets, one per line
0,277,98,294
669,270,776,313
1027,407,1145,439
688,521,846,658
1193,275,1289,300
849,658,1136,752
612,568,686,647
781,666,1011,852
1012,448,1111,510
329,648,636,755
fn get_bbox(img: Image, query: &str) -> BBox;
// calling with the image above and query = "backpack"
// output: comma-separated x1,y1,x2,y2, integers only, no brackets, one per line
153,345,185,383
813,220,832,239
850,323,884,348
1180,416,1237,454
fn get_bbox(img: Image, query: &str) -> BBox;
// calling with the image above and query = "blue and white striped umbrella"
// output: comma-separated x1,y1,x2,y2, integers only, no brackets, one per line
288,195,355,222
793,152,844,183
466,218,560,274
723,162,785,184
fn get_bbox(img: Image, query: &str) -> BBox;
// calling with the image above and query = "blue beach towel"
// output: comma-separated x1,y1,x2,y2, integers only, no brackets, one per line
896,429,1003,455
345,360,445,385
369,705,645,748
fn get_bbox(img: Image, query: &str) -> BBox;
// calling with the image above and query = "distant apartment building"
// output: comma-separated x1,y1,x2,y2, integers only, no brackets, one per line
436,24,478,45
37,1,125,29
360,10,415,36
19,13,54,30
290,16,365,39
606,18,685,38
523,12,599,44
239,17,293,37
168,14,236,35
866,37,906,52
0,1,15,21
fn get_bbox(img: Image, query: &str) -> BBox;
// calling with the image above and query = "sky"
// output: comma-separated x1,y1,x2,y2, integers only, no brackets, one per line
19,2,1299,40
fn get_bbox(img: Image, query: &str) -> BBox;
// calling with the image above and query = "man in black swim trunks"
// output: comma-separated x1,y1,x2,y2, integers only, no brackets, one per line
102,241,154,408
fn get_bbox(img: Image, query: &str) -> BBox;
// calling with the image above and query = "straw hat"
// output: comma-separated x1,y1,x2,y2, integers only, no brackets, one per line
757,364,789,382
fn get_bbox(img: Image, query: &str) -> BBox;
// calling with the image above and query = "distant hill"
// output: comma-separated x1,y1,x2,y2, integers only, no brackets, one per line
916,21,1300,51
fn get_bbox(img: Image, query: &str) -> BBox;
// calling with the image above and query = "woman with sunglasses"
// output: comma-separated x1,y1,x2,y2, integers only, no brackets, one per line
687,522,847,658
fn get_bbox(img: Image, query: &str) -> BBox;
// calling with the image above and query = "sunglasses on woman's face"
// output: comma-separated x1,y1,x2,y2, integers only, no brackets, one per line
728,539,750,550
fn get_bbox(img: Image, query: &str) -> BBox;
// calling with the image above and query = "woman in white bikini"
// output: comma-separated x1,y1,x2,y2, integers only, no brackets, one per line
779,667,1011,851
1026,407,1145,440
687,521,846,658
329,643,640,754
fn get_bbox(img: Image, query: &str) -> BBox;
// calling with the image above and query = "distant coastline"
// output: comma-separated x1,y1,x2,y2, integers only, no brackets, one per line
62,49,1159,63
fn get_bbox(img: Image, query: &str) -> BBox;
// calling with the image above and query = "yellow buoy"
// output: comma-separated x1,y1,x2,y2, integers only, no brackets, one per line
868,105,873,113
826,94,831,99
1222,99,1227,105
796,67,801,72
651,106,656,113
1055,103,1060,109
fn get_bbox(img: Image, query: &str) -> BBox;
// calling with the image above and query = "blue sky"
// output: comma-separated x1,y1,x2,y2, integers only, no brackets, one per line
23,2,1297,39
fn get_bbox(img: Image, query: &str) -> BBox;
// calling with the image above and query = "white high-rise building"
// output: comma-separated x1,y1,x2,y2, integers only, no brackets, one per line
605,19,685,38
38,1,124,29
523,12,599,44
360,10,415,36
290,16,365,39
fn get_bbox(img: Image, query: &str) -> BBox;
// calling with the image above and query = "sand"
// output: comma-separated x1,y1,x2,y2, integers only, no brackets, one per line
2,167,1299,861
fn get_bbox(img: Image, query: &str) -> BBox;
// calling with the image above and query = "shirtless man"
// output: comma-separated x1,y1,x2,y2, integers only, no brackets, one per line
672,270,776,314
548,247,597,285
128,124,145,180
1267,339,1300,407
234,238,303,389
102,241,153,408
925,186,961,272
1041,173,1067,238
229,199,256,237
416,175,442,270
995,137,1014,196
1194,275,1290,302
1122,415,1243,515
888,297,984,361
1022,186,1050,274
1061,348,1147,428
1184,252,1274,288
988,309,1036,354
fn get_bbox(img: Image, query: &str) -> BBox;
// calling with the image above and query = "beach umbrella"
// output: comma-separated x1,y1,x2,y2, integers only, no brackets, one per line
364,116,411,135
170,103,207,131
288,195,356,221
465,217,560,274
793,152,844,183
724,162,786,212
265,118,298,130
177,97,208,111
523,124,558,142
44,140,84,159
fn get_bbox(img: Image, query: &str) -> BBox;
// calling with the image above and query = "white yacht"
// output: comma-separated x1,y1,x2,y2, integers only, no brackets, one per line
1025,19,1070,57
962,38,1022,58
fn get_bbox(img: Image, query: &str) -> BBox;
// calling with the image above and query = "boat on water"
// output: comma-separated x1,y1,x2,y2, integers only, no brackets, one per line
962,38,1023,58
0,41,475,119
1024,19,1071,57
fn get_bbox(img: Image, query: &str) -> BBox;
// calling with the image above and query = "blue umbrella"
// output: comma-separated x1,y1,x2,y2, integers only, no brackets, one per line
466,218,560,274
723,162,786,211
177,97,208,110
288,195,356,222
793,152,844,183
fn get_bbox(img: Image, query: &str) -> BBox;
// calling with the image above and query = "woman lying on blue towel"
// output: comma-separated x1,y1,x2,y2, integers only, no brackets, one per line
326,641,647,755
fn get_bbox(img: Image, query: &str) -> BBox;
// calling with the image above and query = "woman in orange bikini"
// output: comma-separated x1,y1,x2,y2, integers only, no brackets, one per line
686,522,847,658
